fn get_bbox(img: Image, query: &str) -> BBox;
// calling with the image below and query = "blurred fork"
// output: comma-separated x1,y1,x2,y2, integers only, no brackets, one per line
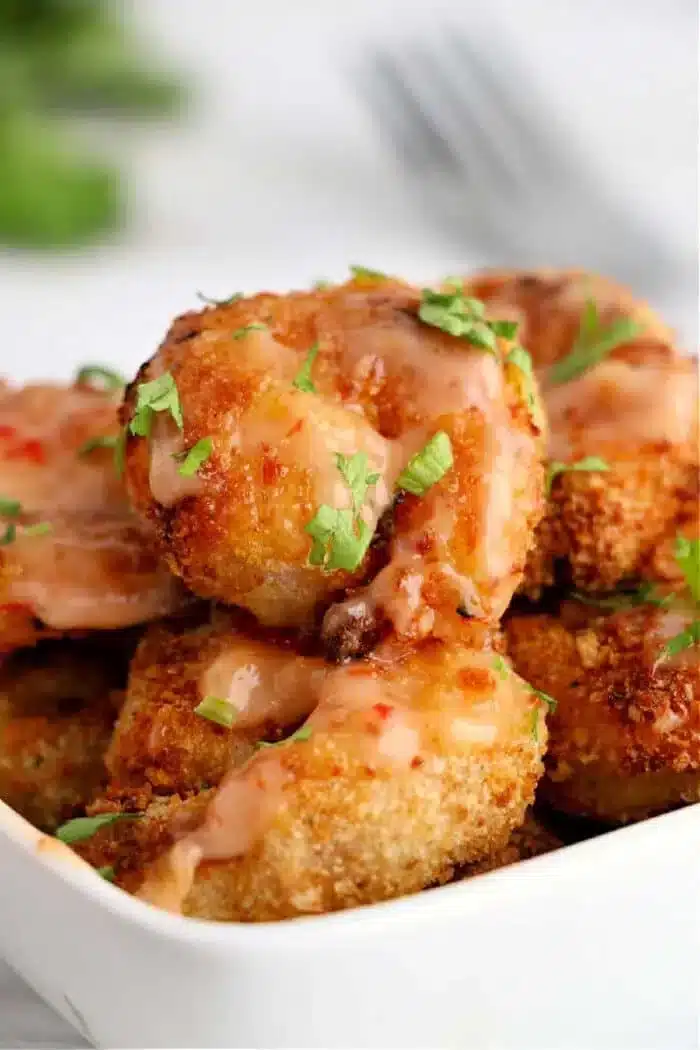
356,29,680,295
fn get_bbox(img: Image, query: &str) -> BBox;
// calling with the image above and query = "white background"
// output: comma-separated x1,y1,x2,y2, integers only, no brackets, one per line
0,1,697,1046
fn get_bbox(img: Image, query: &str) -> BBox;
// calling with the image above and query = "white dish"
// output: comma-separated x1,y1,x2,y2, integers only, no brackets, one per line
0,799,697,1049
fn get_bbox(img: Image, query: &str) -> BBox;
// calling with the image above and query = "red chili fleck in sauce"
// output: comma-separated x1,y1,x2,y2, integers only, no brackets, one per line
416,532,434,556
262,455,282,486
0,425,17,440
373,702,393,720
287,419,304,438
410,755,424,769
5,439,45,464
0,603,31,616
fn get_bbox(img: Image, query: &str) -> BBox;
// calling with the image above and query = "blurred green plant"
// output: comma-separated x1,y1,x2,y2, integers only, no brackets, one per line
0,0,185,249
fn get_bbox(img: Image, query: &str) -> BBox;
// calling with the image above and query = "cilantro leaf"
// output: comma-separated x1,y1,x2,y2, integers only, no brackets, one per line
24,522,52,538
419,288,518,351
674,535,700,604
305,506,372,572
397,431,453,496
55,812,140,845
256,724,313,750
78,434,119,457
129,372,183,438
232,323,267,340
335,451,380,513
0,498,21,517
546,456,609,496
349,265,388,282
657,620,700,664
0,523,16,546
293,343,320,394
173,437,213,478
97,866,116,882
506,344,543,427
532,687,557,713
549,301,643,385
75,365,125,393
196,291,242,307
194,695,237,728
492,655,509,680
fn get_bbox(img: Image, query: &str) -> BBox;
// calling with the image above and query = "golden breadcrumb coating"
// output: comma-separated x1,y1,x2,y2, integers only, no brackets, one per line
105,608,327,800
506,601,700,822
0,637,132,829
459,811,562,877
0,380,186,650
463,270,698,595
122,277,544,643
78,623,546,921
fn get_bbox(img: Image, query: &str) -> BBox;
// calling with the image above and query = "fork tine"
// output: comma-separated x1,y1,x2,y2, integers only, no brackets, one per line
363,53,465,174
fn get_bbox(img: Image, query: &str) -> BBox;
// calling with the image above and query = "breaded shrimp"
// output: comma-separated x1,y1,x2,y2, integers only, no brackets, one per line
105,607,328,800
459,811,562,877
506,600,700,823
463,270,699,595
0,637,131,829
76,621,547,921
0,380,186,649
122,277,544,647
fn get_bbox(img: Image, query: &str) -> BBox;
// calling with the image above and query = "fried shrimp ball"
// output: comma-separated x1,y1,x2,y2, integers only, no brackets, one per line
459,811,562,877
463,270,699,595
0,637,131,829
105,608,328,800
506,600,700,823
77,621,546,921
0,380,187,650
122,277,544,643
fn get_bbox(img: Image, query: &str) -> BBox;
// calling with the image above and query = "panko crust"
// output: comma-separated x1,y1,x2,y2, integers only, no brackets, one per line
79,627,547,921
105,608,327,799
122,277,544,631
459,811,562,877
0,637,132,829
463,269,698,595
506,603,700,822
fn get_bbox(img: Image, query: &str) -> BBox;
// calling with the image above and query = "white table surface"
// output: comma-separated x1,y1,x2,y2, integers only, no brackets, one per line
0,1,697,1046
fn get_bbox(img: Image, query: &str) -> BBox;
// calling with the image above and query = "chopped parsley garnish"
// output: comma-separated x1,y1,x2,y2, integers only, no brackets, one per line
571,581,671,612
549,300,643,385
97,866,116,882
129,372,183,437
492,655,509,680
529,707,541,743
292,343,320,394
506,345,543,427
24,522,52,537
78,434,119,457
313,279,332,290
75,365,126,393
256,724,313,750
305,452,381,572
419,288,518,351
0,524,16,546
349,265,388,282
196,290,242,307
194,694,237,728
659,621,700,663
232,323,267,340
173,437,213,478
306,506,373,572
397,431,453,496
674,535,700,604
532,687,557,714
335,452,380,513
55,812,140,845
546,456,609,496
0,498,21,517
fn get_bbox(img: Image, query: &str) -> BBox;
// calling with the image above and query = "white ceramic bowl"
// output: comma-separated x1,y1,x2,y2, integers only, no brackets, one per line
0,800,697,1049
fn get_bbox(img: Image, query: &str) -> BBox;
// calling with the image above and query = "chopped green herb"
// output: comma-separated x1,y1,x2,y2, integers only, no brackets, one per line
657,620,700,664
256,724,313,750
674,535,700,604
24,522,52,538
78,434,119,457
532,687,557,714
306,506,372,572
196,291,242,307
529,706,541,743
0,498,21,517
571,582,672,611
97,866,115,882
397,431,453,496
55,812,140,845
419,288,518,351
313,279,332,290
194,695,237,728
0,523,16,546
546,456,610,496
75,365,125,393
335,451,380,513
492,655,509,680
349,265,388,282
549,301,643,385
506,345,543,427
232,323,267,340
173,437,213,478
129,372,183,438
292,343,320,394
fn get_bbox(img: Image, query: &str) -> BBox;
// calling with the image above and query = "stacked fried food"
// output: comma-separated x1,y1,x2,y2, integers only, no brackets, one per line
2,269,698,921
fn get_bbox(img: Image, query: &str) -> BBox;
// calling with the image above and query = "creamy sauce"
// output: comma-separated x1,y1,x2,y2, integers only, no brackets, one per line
136,638,540,912
544,359,699,461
